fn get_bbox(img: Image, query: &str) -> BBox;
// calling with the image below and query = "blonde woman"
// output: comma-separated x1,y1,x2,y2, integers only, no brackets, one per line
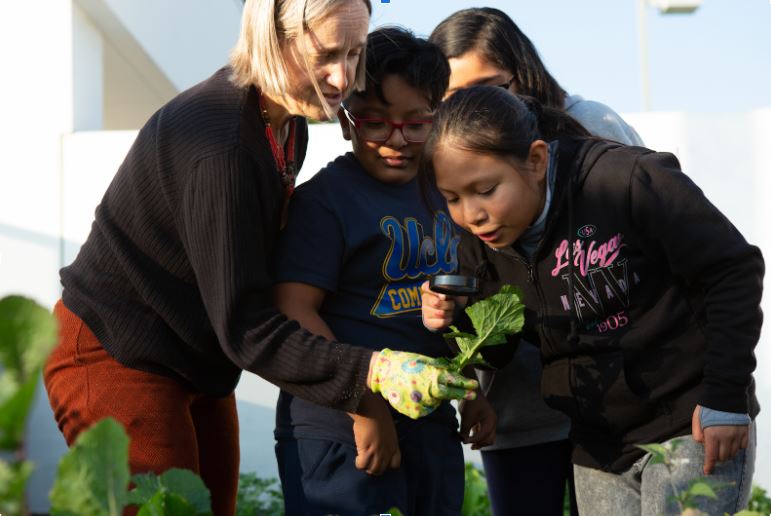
43,1,477,513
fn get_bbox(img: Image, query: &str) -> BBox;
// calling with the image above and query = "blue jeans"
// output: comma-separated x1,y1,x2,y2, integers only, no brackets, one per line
573,423,756,516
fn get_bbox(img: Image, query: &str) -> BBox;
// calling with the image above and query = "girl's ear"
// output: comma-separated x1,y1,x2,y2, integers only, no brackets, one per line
527,140,549,180
338,107,353,141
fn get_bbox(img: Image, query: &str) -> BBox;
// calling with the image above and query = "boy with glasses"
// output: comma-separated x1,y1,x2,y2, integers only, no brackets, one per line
272,26,495,516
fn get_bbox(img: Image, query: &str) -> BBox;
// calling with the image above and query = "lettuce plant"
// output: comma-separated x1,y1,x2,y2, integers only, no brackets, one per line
441,285,525,372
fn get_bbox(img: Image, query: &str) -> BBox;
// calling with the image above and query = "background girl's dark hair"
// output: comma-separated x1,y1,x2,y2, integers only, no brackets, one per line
429,7,566,109
420,86,590,188
349,26,450,110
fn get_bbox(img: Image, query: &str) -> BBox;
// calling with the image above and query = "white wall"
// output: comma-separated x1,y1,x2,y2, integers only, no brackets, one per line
73,3,104,131
0,1,75,309
98,0,242,92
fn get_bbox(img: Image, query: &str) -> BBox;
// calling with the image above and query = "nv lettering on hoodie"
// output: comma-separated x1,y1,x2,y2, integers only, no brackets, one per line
550,233,641,325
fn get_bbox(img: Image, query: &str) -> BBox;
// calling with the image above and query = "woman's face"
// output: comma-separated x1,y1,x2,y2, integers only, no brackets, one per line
281,1,369,121
432,143,547,249
445,50,514,99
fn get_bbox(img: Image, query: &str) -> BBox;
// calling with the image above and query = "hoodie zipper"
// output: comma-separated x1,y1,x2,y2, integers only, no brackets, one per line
495,248,554,358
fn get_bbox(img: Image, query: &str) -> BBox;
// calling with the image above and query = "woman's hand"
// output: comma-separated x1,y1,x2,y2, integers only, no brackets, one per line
368,349,478,419
459,383,497,450
350,391,401,475
691,405,749,474
420,280,466,331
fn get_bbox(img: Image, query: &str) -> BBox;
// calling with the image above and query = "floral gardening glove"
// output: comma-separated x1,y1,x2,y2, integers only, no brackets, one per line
368,348,478,419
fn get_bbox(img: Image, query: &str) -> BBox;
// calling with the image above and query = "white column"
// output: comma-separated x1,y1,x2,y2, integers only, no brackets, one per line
73,3,104,131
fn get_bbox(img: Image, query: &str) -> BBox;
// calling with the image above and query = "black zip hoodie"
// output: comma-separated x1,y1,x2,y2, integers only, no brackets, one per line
458,138,763,472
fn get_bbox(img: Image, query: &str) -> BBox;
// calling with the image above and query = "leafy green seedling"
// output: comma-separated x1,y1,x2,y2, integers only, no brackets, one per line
442,284,525,372
50,417,213,515
462,463,491,516
236,473,284,516
50,418,130,516
129,469,212,515
0,295,58,513
0,295,58,450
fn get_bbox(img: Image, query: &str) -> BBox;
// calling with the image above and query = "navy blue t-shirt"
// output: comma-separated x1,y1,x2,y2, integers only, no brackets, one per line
274,153,460,443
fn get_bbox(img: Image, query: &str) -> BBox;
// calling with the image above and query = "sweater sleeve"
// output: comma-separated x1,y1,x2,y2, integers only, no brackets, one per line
178,148,372,412
629,151,764,413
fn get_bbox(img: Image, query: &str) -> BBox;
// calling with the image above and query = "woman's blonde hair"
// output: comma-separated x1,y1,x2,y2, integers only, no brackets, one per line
230,0,371,117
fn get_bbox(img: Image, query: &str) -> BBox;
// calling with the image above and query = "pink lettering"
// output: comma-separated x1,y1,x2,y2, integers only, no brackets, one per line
550,233,625,277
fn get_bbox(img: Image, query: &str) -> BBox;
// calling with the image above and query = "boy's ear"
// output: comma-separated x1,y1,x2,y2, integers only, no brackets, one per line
528,140,549,180
338,107,353,141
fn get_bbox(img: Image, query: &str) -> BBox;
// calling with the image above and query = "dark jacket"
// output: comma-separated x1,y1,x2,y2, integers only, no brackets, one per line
458,138,763,472
61,67,373,410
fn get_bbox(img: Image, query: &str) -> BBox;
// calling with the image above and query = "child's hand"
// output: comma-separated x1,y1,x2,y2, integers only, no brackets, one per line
420,280,467,331
351,392,401,475
691,404,749,474
459,392,497,450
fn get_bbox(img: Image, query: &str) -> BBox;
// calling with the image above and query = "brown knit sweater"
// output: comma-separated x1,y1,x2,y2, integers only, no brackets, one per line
61,66,371,411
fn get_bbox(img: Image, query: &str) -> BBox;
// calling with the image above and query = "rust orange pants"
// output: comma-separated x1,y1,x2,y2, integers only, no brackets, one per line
44,300,240,515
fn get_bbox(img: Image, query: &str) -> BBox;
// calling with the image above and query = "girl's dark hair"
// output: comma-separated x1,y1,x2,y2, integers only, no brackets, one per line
421,86,590,184
429,7,566,109
350,26,450,110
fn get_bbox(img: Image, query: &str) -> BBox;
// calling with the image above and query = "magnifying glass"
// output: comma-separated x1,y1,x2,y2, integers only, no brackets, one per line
429,274,479,296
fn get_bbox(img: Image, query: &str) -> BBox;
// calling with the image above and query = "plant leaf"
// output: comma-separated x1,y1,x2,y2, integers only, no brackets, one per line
465,285,525,338
0,459,34,515
686,480,718,500
129,469,211,515
635,443,668,465
444,285,525,371
156,469,211,514
50,418,130,516
0,370,40,450
137,491,197,516
0,295,58,380
235,473,284,516
127,473,162,505
462,463,491,516
0,296,58,449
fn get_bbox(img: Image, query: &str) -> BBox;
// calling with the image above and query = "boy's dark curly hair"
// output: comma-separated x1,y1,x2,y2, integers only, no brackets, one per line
351,26,450,110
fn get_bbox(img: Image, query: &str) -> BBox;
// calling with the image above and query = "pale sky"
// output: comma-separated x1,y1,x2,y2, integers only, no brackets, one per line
367,0,771,114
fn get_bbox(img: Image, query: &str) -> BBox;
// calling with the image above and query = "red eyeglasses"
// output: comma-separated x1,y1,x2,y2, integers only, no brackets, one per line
341,106,433,143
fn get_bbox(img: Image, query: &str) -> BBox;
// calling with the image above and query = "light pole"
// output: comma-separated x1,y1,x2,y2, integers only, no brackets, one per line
636,0,702,111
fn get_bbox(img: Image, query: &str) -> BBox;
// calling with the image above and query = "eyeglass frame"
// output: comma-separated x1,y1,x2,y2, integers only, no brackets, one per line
340,105,434,143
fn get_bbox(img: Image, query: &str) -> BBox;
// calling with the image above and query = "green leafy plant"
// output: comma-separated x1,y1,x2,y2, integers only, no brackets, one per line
746,485,771,514
49,417,213,515
462,462,492,516
236,472,284,516
129,469,212,515
0,295,58,514
49,418,131,515
441,285,525,372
